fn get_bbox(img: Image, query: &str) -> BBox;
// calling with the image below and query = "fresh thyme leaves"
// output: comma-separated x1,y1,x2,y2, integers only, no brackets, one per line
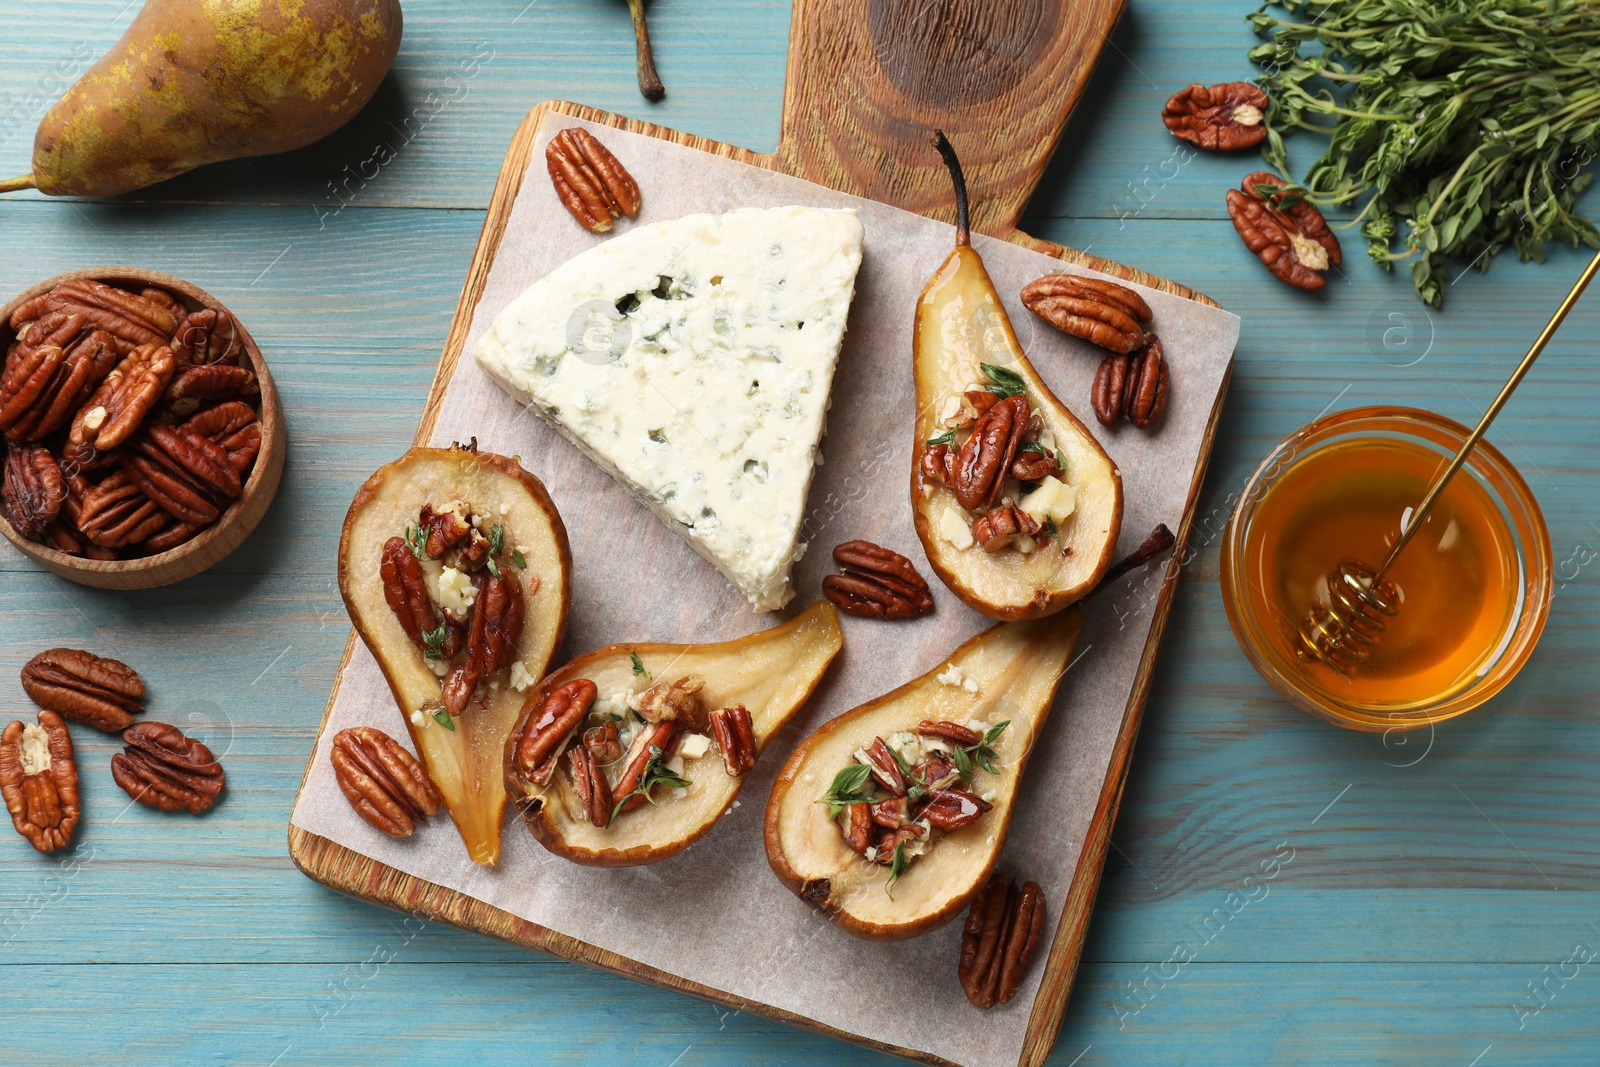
432,709,456,732
818,763,874,818
981,363,1027,399
488,523,505,556
630,650,648,678
404,522,428,561
926,428,957,447
953,720,1010,780
886,840,909,897
485,556,501,578
421,623,449,659
1249,0,1600,306
610,744,691,820
1041,518,1059,540
511,548,527,569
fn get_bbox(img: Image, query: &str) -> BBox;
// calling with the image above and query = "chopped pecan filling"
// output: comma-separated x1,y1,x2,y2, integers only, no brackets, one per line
818,720,1008,893
918,365,1070,556
380,499,537,728
519,662,761,829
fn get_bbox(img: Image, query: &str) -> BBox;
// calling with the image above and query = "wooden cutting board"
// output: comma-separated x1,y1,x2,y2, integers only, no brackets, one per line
290,2,1229,1064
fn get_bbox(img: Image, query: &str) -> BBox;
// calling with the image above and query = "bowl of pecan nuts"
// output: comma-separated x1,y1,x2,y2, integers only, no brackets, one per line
0,267,284,589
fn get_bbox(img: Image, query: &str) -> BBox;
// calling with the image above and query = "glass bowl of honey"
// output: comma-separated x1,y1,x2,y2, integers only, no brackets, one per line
1221,406,1552,731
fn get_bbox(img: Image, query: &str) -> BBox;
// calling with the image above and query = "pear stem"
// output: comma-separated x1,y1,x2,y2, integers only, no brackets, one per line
628,0,665,101
0,173,37,194
933,130,970,247
1088,524,1177,598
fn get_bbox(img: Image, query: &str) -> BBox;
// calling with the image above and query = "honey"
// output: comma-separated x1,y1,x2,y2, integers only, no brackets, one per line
1239,435,1521,712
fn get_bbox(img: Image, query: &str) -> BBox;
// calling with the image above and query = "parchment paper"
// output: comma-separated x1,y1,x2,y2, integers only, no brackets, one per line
291,116,1240,1067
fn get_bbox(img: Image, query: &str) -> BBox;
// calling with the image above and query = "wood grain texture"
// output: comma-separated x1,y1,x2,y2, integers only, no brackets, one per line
0,1,1597,1065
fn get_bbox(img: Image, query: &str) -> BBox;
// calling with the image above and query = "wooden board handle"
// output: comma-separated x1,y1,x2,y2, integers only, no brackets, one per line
774,0,1129,237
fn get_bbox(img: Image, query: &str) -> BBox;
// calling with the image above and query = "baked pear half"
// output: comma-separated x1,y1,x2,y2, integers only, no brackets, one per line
765,610,1080,940
339,443,571,866
506,601,843,867
912,134,1121,620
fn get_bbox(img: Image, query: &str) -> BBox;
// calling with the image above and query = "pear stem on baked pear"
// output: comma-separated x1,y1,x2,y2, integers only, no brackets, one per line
0,174,36,193
933,130,970,246
628,0,665,101
1089,524,1176,595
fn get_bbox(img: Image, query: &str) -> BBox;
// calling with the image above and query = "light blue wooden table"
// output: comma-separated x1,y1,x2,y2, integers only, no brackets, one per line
2,2,1597,1064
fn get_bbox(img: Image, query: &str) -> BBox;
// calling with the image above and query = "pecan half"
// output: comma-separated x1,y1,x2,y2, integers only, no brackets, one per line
1,325,115,443
870,796,911,829
923,787,993,831
3,444,65,539
20,648,145,733
417,503,471,559
873,825,926,864
918,720,982,746
124,422,241,525
443,569,525,716
181,401,260,475
163,363,258,418
568,744,613,828
709,704,756,777
582,720,622,765
68,343,176,452
959,874,1046,1008
855,737,907,796
921,751,961,790
514,678,596,785
822,540,935,620
0,710,80,853
77,469,169,548
379,536,460,659
919,441,956,485
843,801,873,854
1010,446,1059,482
638,674,708,731
971,504,1041,552
171,308,244,367
49,278,177,345
611,720,679,815
548,128,642,233
138,286,187,321
111,721,225,814
1020,274,1152,354
331,726,441,838
1092,334,1170,429
1226,172,1342,291
952,394,1030,511
142,519,206,554
1163,82,1270,151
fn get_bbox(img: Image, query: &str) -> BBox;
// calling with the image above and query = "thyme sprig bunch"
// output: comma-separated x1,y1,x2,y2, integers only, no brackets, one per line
1249,0,1600,305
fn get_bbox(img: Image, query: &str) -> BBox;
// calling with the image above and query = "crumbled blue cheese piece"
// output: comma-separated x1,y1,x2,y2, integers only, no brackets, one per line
678,733,711,760
938,507,974,551
473,206,865,611
435,566,476,615
1019,476,1077,527
508,662,536,692
937,664,966,688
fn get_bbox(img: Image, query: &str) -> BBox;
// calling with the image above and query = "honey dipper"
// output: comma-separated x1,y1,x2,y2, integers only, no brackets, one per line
1298,246,1600,672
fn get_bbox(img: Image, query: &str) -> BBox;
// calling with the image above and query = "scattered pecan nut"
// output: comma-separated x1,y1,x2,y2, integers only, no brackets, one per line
1163,82,1270,151
959,874,1047,1008
68,343,177,452
417,503,472,559
612,720,679,815
3,444,65,538
514,678,596,786
971,504,1041,552
0,709,80,853
180,400,261,475
379,536,460,659
582,720,622,765
111,721,225,814
163,363,258,418
1020,274,1153,355
548,128,642,233
638,674,708,731
843,801,873,854
124,422,242,525
443,569,525,716
0,324,116,443
331,726,441,838
709,705,756,777
46,278,177,349
21,647,145,733
917,720,982,746
952,394,1030,511
567,744,613,828
855,736,908,797
922,787,993,831
822,540,935,620
1226,171,1342,290
1092,333,1170,429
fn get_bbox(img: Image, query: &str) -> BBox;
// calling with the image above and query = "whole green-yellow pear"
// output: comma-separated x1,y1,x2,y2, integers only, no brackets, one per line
5,0,402,197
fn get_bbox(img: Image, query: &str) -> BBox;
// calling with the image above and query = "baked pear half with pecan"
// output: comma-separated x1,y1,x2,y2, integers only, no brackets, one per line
505,601,843,867
339,443,571,866
912,133,1121,620
765,610,1080,940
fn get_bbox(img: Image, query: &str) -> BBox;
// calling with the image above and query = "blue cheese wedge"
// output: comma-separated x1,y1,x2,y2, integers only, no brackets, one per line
473,206,865,610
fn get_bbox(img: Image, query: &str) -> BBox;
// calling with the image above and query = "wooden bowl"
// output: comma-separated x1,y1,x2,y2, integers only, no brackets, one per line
0,268,285,589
